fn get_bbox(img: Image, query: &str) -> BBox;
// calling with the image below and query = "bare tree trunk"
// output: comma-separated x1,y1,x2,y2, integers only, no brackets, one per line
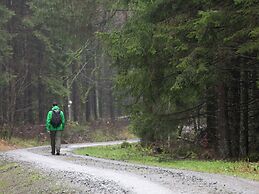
240,65,249,157
26,64,33,124
217,83,230,158
108,88,114,122
206,87,218,150
72,82,79,122
37,44,45,124
3,87,8,124
91,87,97,120
228,68,241,159
249,67,259,153
85,95,90,122
72,62,79,122
0,88,3,125
94,47,103,119
38,75,44,123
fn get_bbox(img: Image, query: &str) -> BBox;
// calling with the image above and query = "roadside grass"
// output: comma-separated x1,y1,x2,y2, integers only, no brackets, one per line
0,160,74,193
0,162,18,172
74,143,259,181
9,137,49,147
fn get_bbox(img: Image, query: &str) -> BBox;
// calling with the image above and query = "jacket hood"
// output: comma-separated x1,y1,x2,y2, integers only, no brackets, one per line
52,105,60,111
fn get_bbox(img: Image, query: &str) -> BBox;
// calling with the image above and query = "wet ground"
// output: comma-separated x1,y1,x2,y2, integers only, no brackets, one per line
1,140,259,194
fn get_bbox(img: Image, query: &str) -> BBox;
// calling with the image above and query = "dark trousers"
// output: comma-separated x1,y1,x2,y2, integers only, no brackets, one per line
50,131,62,154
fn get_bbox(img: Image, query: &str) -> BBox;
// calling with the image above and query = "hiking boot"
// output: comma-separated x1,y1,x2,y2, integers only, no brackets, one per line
56,152,60,155
51,152,55,155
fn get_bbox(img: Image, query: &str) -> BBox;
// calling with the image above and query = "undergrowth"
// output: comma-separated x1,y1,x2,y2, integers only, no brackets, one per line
75,143,259,181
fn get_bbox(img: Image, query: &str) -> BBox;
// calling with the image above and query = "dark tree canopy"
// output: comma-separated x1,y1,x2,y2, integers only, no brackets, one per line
101,0,259,159
0,0,258,159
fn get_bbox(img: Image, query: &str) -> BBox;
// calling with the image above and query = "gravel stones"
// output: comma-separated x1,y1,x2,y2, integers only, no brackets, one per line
1,141,259,194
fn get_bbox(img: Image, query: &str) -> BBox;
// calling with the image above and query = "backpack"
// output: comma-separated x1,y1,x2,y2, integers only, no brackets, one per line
51,110,62,128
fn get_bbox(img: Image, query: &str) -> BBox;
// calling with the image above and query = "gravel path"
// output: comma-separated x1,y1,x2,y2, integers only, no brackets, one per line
1,140,259,194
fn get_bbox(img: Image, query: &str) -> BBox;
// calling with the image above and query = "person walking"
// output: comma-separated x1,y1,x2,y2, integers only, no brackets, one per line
46,102,65,155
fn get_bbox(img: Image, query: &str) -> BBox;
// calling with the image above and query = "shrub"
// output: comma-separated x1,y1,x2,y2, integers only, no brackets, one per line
248,153,259,162
121,141,132,148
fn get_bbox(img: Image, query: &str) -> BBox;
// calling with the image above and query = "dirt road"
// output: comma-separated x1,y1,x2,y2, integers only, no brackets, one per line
1,140,259,194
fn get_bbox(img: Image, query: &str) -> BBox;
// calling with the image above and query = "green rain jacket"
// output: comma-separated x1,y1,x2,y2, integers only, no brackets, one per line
46,106,65,131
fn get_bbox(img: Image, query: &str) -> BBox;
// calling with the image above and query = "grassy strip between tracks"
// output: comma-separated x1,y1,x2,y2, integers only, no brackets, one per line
74,143,259,181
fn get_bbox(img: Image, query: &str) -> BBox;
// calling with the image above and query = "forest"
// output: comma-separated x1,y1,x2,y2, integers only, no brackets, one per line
0,0,258,160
